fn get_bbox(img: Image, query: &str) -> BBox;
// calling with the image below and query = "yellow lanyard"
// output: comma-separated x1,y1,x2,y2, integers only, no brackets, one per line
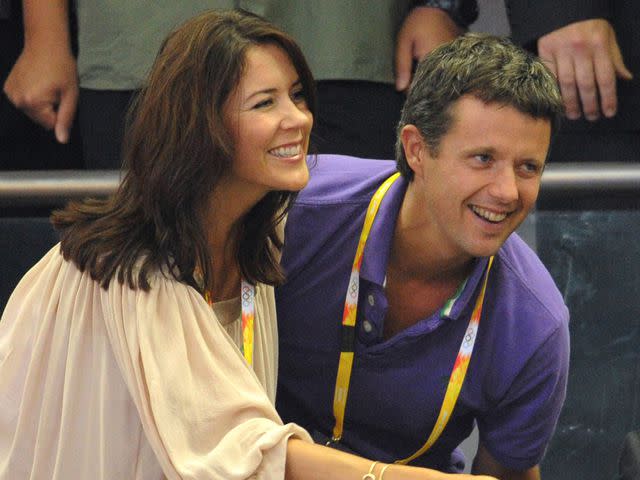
205,280,255,367
329,173,494,464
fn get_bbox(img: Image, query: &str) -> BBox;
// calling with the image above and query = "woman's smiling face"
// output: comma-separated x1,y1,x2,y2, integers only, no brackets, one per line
223,43,313,199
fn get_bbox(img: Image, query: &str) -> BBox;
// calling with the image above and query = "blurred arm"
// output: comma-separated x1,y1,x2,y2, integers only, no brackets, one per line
395,0,478,91
473,443,540,480
3,0,78,143
537,19,632,121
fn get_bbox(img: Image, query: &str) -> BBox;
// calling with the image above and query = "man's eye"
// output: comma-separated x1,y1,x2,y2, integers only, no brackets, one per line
474,154,491,164
522,162,542,174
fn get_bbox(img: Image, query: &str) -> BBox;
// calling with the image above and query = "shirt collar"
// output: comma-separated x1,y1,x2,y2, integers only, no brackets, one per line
440,256,491,320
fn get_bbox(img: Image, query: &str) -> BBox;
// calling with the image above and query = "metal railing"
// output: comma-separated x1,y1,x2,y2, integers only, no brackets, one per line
0,170,121,208
1,163,639,208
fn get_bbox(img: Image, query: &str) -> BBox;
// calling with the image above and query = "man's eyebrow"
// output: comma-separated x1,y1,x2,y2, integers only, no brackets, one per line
461,145,498,155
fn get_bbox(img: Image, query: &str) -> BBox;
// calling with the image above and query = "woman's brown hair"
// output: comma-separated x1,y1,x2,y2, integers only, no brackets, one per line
51,9,317,292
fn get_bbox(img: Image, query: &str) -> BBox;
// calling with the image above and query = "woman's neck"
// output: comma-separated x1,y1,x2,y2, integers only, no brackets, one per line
201,179,264,301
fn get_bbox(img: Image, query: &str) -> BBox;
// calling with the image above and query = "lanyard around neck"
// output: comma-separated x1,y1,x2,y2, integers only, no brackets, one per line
205,280,255,367
328,172,494,464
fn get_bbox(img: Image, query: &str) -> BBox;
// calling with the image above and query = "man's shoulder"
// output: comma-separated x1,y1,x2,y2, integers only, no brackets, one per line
298,154,398,206
282,155,399,278
495,234,569,326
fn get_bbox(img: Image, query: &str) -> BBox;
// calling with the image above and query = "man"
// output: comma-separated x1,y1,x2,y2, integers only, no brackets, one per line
276,34,569,479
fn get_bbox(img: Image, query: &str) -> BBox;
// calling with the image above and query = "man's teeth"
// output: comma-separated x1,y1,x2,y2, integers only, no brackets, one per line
269,145,301,157
471,205,508,222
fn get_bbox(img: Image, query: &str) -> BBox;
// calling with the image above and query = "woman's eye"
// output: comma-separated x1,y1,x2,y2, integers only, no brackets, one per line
291,89,306,103
252,98,273,109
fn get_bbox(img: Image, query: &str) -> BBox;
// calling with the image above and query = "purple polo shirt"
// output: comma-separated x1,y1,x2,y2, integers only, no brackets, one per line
276,155,569,472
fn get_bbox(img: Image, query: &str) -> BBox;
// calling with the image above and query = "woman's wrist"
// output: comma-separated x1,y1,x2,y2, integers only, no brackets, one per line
362,460,392,480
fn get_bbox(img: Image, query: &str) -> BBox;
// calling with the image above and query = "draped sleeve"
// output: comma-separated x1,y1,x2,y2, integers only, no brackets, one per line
101,269,311,479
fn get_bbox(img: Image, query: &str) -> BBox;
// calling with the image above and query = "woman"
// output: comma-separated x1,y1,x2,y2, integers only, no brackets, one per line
0,9,494,480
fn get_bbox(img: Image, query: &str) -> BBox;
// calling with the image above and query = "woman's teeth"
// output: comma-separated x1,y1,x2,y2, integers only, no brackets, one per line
269,145,301,157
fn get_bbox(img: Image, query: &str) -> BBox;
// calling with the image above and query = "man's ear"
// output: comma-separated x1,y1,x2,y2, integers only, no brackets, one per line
400,124,429,180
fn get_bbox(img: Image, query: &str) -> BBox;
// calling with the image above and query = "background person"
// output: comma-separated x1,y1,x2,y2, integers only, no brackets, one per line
506,1,639,163
0,0,82,169
2,0,236,169
258,0,478,159
2,0,477,168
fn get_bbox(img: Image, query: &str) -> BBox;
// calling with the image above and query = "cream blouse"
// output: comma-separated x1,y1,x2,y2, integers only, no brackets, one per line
0,245,311,479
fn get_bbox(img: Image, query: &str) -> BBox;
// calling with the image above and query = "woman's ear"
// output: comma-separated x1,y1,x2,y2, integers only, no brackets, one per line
400,124,429,180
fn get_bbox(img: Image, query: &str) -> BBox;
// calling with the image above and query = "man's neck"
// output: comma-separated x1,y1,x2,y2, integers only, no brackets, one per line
381,185,475,339
390,183,474,284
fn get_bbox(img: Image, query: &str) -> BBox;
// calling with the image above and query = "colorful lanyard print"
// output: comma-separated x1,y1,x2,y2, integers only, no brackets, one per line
205,280,255,367
329,172,494,464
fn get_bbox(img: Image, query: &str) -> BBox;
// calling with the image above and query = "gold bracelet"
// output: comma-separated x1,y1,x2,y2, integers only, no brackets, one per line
362,460,379,480
379,464,391,480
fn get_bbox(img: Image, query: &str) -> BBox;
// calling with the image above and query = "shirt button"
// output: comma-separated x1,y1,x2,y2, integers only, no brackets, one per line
362,320,373,333
367,294,375,306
